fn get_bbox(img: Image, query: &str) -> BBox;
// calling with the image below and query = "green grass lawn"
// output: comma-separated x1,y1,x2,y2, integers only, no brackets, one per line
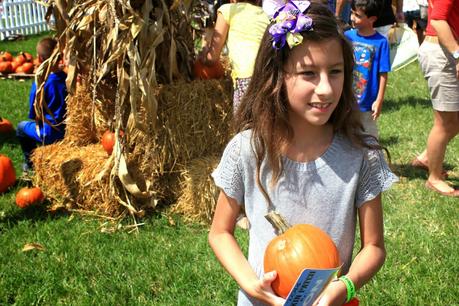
1,34,458,305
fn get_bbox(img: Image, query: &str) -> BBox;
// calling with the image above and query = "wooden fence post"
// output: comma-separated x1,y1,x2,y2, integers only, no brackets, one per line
0,0,51,41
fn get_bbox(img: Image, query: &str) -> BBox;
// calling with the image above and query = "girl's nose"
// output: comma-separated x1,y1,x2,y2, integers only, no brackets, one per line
314,75,333,97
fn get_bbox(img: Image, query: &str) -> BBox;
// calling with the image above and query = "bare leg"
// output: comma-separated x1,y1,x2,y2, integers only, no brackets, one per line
426,110,459,192
416,149,428,165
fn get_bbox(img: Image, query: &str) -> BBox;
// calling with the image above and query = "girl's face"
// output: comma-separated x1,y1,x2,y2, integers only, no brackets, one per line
284,39,344,129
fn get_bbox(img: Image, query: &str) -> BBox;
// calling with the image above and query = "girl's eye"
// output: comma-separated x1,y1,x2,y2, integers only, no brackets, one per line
300,71,315,77
330,69,343,74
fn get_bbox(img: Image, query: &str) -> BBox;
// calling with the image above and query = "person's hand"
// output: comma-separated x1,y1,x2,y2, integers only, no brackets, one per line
253,271,286,306
312,279,347,306
371,100,383,120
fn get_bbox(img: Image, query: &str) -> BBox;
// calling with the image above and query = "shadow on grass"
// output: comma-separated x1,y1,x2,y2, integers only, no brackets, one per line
383,96,431,113
390,162,457,182
0,201,70,230
0,131,19,146
379,135,399,147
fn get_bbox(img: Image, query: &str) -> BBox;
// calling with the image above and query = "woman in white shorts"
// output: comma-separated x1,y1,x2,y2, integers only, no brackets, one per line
413,0,459,197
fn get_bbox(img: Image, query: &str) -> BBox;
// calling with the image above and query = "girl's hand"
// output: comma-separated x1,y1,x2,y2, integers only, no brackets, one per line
312,279,347,306
254,271,286,306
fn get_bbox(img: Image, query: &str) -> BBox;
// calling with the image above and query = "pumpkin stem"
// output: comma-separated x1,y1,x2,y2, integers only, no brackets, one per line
265,211,291,234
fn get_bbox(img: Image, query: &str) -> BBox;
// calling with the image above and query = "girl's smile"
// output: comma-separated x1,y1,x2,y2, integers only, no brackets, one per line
308,102,333,112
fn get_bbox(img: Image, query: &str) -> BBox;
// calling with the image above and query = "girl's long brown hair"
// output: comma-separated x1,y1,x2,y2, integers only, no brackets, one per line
233,2,384,205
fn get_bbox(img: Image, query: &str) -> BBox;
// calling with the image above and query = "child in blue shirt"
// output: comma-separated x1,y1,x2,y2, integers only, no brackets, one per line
345,0,391,138
16,37,67,172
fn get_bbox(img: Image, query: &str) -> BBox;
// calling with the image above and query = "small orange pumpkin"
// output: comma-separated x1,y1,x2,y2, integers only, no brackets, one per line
264,223,341,298
15,187,45,208
0,61,12,74
0,118,14,133
13,54,26,66
193,60,225,80
101,130,124,155
11,61,20,72
0,154,16,193
0,51,13,62
16,62,34,74
22,52,33,62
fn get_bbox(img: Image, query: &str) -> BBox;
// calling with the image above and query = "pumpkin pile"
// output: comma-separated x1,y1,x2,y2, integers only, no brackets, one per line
0,51,36,75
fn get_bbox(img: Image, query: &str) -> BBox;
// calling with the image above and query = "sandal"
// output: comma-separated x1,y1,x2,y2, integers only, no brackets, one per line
425,181,459,197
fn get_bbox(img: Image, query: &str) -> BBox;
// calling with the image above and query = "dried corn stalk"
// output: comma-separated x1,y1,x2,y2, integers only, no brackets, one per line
33,0,200,216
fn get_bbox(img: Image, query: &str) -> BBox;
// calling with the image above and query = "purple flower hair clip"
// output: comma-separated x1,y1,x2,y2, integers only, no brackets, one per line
268,0,314,49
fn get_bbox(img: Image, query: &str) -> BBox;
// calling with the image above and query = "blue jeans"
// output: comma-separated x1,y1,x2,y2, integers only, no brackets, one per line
16,120,65,168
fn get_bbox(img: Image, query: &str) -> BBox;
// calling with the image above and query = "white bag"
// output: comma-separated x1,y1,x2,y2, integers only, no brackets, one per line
388,23,420,71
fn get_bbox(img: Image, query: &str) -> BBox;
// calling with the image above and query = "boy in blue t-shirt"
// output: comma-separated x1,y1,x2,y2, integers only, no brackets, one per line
345,0,390,138
16,37,67,172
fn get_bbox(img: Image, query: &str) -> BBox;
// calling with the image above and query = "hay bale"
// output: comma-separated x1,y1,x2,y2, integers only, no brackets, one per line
30,141,176,216
171,156,221,224
31,78,233,217
30,142,165,216
146,78,233,174
64,81,113,146
30,142,117,214
64,78,233,176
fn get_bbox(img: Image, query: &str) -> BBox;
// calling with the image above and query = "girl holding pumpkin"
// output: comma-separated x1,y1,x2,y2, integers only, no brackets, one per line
208,1,398,305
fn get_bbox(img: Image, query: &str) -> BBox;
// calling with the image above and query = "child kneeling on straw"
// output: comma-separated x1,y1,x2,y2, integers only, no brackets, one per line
16,37,67,173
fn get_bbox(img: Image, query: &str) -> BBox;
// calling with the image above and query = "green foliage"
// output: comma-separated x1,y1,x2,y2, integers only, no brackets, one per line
0,35,458,305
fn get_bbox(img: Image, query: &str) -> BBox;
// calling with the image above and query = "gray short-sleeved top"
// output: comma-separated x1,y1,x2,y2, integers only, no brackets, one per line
212,130,398,306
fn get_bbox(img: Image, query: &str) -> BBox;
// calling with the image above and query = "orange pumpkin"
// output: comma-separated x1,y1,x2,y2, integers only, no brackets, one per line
22,52,33,62
16,62,34,74
0,51,13,62
11,61,20,72
0,61,12,74
193,60,224,80
13,54,26,66
15,187,45,208
101,130,124,155
0,155,16,193
0,118,14,133
264,224,340,298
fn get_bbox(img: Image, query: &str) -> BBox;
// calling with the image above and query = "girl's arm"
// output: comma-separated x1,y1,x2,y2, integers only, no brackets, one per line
209,191,285,306
347,194,386,289
200,12,229,65
314,195,385,305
